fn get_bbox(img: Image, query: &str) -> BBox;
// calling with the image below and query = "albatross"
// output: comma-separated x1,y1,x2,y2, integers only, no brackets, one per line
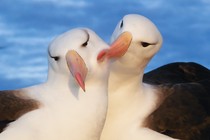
0,28,130,140
100,14,210,140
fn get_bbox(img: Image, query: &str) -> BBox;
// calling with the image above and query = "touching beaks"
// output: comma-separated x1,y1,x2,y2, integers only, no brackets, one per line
97,31,132,62
66,50,88,92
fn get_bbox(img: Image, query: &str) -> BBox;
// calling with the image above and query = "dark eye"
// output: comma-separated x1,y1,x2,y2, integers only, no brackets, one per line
48,49,60,61
51,56,60,61
141,42,151,47
81,41,88,47
120,20,123,28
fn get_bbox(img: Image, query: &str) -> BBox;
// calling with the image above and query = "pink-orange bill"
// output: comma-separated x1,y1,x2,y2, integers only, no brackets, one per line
66,50,88,92
97,31,132,62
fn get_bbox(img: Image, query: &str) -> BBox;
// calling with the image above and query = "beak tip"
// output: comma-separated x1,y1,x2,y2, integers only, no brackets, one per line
97,49,108,62
75,73,86,93
103,31,132,59
66,50,88,93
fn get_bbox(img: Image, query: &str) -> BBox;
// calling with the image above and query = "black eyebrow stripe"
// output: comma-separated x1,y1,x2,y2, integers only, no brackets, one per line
48,48,53,58
82,29,90,43
120,20,123,28
48,49,58,59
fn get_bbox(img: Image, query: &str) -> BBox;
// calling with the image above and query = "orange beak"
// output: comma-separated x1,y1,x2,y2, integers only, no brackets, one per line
97,31,132,62
66,50,88,92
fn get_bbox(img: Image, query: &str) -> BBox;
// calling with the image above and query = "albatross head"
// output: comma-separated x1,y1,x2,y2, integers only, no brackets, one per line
47,28,130,92
110,14,163,74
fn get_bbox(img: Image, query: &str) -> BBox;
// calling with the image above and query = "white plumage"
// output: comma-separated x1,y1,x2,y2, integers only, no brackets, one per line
100,14,178,140
0,28,112,140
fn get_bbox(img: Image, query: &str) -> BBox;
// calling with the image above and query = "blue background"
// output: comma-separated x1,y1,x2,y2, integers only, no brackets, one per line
0,0,210,89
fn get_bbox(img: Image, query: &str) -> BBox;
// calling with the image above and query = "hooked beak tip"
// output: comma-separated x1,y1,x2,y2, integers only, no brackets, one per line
66,50,87,93
97,31,132,62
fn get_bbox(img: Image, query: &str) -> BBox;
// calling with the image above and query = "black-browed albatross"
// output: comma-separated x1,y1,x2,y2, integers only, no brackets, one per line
100,14,210,140
0,28,131,140
100,14,177,140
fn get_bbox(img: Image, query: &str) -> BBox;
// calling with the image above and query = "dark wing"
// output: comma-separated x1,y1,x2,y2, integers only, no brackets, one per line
0,90,39,133
143,62,210,85
144,80,210,140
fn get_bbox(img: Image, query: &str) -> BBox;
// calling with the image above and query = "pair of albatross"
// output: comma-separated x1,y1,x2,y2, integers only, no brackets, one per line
1,14,210,140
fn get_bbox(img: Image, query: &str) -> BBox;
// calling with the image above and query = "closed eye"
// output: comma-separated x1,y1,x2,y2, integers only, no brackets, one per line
82,40,88,47
51,56,60,61
48,50,60,61
141,42,152,47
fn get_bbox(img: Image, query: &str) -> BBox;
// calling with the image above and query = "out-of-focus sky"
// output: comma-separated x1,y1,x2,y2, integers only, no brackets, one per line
0,0,210,90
